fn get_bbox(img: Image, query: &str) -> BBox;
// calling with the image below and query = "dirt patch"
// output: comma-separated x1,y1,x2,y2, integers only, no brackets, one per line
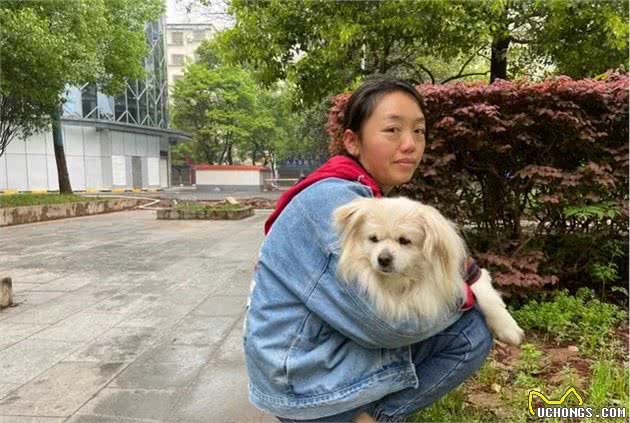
238,198,277,209
615,323,629,356
492,342,522,365
539,346,592,386
157,199,175,208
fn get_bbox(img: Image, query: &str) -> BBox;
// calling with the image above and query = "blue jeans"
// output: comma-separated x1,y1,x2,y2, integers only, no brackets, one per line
276,306,493,422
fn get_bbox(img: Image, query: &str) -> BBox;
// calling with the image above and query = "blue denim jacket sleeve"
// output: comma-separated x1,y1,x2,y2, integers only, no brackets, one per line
288,178,463,350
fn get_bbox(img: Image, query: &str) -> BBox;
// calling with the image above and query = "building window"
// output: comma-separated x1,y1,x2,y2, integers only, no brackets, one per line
193,30,206,42
173,74,184,82
127,82,138,124
81,84,98,119
97,92,114,121
114,94,127,123
171,54,185,66
170,31,184,45
63,87,82,117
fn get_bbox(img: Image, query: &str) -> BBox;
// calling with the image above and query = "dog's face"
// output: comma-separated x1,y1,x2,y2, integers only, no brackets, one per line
334,197,454,277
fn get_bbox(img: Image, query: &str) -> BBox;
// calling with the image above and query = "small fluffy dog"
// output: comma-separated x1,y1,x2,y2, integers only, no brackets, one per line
333,197,524,346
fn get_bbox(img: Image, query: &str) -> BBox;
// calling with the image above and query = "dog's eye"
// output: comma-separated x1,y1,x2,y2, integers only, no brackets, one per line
369,235,379,243
398,237,411,246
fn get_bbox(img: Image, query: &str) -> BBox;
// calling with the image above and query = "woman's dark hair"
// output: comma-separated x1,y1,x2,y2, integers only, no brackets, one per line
342,77,426,135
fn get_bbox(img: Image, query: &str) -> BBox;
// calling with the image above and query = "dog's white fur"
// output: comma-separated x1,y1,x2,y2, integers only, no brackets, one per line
333,197,524,346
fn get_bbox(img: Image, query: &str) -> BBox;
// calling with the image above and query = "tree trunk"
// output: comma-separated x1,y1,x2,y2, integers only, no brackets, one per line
218,142,227,164
490,34,510,83
51,106,73,194
226,142,233,165
252,146,258,165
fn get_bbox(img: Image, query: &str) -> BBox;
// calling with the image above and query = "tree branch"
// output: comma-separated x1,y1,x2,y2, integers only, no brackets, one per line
441,71,490,84
418,64,435,84
439,47,490,84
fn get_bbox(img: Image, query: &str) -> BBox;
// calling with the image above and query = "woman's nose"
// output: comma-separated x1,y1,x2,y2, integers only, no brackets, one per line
400,131,416,152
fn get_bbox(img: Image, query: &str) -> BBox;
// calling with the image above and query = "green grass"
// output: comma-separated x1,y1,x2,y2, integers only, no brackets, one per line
0,193,102,208
588,359,630,409
410,387,501,422
406,289,629,423
175,202,243,212
511,288,626,356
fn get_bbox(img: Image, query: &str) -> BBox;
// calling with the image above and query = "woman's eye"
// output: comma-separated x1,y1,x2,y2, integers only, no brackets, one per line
414,128,425,135
384,128,398,133
369,235,379,243
398,237,411,245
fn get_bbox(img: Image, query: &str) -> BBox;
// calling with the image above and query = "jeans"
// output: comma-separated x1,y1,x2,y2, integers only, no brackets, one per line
276,305,493,422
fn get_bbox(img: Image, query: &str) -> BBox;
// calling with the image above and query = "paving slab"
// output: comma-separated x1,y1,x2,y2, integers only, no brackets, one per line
29,312,126,342
21,273,96,292
0,210,271,421
0,323,48,351
165,314,238,347
63,325,163,363
114,302,193,332
108,344,210,390
0,339,82,384
0,383,20,401
0,297,95,325
0,417,66,423
0,362,124,417
73,388,182,421
168,358,271,423
11,286,68,306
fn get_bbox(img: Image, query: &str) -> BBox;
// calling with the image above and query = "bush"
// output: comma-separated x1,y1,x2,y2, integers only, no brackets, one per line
327,72,628,295
0,193,102,208
176,202,242,212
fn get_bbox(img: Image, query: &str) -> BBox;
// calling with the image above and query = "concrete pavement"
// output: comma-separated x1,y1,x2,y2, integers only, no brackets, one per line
0,209,277,422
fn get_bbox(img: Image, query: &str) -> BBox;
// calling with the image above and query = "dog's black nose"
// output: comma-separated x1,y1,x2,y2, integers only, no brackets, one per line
378,252,392,268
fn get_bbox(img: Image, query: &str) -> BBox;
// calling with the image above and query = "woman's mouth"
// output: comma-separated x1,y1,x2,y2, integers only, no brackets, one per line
394,160,417,168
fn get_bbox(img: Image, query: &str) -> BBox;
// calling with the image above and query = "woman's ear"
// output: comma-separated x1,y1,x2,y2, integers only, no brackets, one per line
342,129,360,157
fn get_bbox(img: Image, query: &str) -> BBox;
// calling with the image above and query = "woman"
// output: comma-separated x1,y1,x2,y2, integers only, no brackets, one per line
244,78,493,422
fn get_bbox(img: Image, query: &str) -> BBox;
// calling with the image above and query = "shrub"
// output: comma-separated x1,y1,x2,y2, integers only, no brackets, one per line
327,72,628,295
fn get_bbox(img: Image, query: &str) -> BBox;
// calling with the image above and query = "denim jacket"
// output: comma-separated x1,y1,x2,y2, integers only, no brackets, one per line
243,178,465,419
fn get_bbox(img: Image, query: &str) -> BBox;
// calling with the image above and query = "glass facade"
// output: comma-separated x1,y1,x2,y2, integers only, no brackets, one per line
62,18,168,129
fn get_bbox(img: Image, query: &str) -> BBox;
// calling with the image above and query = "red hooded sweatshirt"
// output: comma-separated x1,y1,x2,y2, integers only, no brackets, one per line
264,155,477,311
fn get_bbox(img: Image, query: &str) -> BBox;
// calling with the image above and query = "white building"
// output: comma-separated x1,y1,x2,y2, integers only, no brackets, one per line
0,18,190,192
166,23,215,87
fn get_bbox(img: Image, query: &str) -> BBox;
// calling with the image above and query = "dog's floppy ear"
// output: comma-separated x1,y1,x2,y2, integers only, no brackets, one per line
332,198,370,241
417,208,466,277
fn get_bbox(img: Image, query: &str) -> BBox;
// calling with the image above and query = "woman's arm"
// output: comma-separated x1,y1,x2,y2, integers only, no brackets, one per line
267,178,463,349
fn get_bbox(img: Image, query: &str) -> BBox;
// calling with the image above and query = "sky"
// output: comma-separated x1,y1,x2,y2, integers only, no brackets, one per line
166,0,234,30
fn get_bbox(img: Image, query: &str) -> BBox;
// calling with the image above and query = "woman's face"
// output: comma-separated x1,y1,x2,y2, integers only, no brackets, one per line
343,91,426,193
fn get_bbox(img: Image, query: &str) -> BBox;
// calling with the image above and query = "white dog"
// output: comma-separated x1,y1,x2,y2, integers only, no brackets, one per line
333,197,524,346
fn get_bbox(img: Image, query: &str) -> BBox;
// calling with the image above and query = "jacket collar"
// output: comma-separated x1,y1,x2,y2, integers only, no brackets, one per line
264,155,382,234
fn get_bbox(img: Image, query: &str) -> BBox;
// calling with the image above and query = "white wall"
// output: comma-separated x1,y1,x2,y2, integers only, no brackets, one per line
0,126,167,191
196,169,261,186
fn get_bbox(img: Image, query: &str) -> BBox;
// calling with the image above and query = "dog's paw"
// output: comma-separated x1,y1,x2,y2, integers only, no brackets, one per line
486,311,525,346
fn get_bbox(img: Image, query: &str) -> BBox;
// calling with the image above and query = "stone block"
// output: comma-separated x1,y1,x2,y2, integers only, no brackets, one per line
1,277,13,308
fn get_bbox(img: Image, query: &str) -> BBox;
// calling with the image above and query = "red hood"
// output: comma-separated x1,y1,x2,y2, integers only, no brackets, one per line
264,155,382,235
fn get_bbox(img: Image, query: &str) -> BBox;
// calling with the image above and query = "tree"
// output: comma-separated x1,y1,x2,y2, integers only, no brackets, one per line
170,50,299,168
217,0,628,106
171,63,262,165
275,96,330,162
0,0,163,193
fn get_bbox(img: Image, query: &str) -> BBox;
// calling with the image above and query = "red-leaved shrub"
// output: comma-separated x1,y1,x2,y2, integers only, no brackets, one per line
326,73,629,296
